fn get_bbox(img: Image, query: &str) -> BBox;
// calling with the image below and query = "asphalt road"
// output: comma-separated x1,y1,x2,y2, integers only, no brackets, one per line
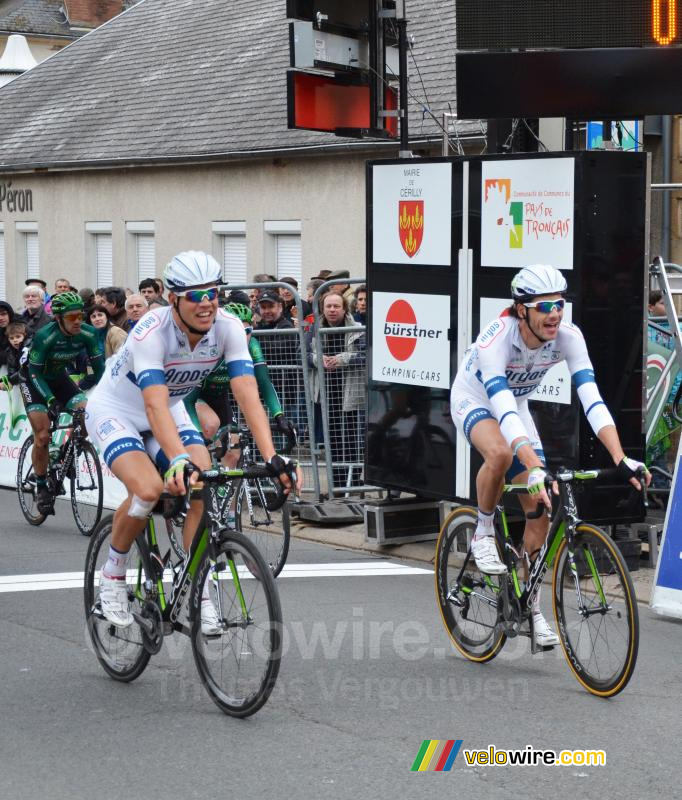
0,489,680,800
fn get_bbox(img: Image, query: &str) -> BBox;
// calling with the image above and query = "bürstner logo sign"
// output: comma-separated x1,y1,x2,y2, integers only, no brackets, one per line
0,182,33,213
373,292,451,389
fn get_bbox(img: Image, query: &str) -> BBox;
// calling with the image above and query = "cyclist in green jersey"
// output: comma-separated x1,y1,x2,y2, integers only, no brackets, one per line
20,291,105,513
184,293,296,465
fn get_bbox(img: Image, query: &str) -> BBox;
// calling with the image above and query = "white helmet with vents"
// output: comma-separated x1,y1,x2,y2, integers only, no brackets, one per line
163,251,222,291
511,264,567,301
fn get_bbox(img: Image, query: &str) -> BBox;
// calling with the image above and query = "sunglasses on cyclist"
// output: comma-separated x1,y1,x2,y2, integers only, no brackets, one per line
175,287,219,303
62,311,84,322
523,299,565,314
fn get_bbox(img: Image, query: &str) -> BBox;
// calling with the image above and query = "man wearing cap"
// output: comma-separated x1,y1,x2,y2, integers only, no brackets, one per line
327,269,355,304
255,290,296,417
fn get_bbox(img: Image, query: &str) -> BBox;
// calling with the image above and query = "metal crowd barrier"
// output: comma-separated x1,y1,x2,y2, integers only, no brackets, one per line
226,279,371,504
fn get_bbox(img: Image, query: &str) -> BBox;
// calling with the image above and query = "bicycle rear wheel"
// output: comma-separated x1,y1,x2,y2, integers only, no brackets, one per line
434,507,506,662
70,440,103,536
83,515,152,682
235,478,290,577
16,435,47,526
552,523,639,698
190,531,283,717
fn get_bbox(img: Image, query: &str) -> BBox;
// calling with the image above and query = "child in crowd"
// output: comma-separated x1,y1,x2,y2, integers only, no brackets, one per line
0,321,28,387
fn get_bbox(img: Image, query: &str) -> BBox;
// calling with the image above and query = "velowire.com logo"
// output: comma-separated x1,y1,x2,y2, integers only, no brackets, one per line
411,741,606,770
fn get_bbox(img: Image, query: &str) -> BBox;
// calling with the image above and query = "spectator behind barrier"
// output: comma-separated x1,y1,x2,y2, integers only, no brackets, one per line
87,304,128,358
101,287,128,330
0,320,26,386
79,288,96,318
649,290,667,318
0,299,16,361
21,285,51,339
140,277,168,307
307,291,366,487
353,284,367,325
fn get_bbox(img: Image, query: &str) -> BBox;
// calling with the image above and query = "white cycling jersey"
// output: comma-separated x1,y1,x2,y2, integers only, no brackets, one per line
451,312,614,445
91,306,253,411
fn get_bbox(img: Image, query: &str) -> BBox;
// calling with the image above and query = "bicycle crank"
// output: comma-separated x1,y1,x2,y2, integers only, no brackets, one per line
134,601,164,655
498,576,521,637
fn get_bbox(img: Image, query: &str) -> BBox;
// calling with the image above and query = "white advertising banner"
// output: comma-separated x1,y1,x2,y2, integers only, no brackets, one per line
372,162,452,265
372,291,451,389
481,157,575,270
0,380,126,510
478,298,574,405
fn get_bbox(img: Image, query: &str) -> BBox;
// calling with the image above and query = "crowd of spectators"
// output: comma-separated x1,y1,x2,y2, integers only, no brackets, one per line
0,270,369,491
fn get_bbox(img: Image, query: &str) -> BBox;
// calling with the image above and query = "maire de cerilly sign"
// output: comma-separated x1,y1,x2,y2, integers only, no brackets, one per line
0,182,33,213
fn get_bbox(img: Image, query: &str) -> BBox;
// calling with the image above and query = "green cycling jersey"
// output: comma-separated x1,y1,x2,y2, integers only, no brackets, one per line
27,321,104,405
185,335,283,418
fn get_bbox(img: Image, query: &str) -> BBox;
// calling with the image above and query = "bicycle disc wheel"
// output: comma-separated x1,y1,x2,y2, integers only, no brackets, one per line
434,507,506,662
70,440,103,536
190,531,283,717
235,478,290,577
552,524,639,697
83,515,152,682
16,435,47,526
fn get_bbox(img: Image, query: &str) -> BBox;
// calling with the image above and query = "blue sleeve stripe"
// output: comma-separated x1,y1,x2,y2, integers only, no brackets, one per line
137,368,166,389
586,401,605,417
573,368,595,387
499,410,520,426
484,375,509,399
226,359,255,379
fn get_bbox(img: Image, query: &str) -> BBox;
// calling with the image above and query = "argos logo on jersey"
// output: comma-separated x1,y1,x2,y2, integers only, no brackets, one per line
478,318,506,349
134,312,161,341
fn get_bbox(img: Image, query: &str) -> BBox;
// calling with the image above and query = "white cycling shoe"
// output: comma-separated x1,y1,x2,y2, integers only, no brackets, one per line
98,574,133,628
532,612,560,647
201,598,225,636
471,535,507,575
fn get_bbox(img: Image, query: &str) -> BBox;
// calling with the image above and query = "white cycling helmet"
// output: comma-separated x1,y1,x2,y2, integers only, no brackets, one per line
163,251,222,291
511,264,567,301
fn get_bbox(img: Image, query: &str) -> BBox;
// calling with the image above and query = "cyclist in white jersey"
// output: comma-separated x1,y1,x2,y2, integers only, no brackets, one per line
450,264,649,646
86,251,300,633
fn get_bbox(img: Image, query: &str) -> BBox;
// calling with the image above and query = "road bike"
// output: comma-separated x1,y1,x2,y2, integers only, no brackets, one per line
84,463,287,717
435,468,643,698
17,407,103,535
166,425,294,577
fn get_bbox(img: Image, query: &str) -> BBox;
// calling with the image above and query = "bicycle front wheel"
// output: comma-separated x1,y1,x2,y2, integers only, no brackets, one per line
552,523,639,698
70,440,103,536
190,531,283,717
235,478,290,577
16,435,47,526
434,507,506,662
84,515,152,682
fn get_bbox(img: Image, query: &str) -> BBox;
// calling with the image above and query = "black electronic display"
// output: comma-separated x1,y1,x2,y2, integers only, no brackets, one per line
456,0,680,50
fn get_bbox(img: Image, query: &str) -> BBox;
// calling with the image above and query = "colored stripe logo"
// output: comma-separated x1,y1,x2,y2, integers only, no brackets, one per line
411,740,463,772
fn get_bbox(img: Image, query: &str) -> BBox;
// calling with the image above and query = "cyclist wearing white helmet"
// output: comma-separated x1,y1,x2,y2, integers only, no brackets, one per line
86,251,301,632
450,263,649,647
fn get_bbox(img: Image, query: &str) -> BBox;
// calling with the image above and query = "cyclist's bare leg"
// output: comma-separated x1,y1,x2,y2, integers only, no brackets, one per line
196,401,219,441
513,481,550,559
469,419,512,512
182,443,212,550
28,410,50,475
109,451,164,551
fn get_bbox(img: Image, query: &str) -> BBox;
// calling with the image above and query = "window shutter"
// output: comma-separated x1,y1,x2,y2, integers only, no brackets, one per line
95,234,113,288
136,234,156,282
275,234,301,285
26,232,40,280
0,232,5,300
222,235,247,285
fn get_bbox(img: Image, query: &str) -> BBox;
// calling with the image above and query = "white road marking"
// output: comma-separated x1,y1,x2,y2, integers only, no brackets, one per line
0,561,432,593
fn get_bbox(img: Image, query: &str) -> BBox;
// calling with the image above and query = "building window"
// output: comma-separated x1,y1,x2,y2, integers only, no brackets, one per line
0,225,5,301
86,222,113,289
16,222,40,281
264,220,302,286
126,221,156,286
212,221,246,285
